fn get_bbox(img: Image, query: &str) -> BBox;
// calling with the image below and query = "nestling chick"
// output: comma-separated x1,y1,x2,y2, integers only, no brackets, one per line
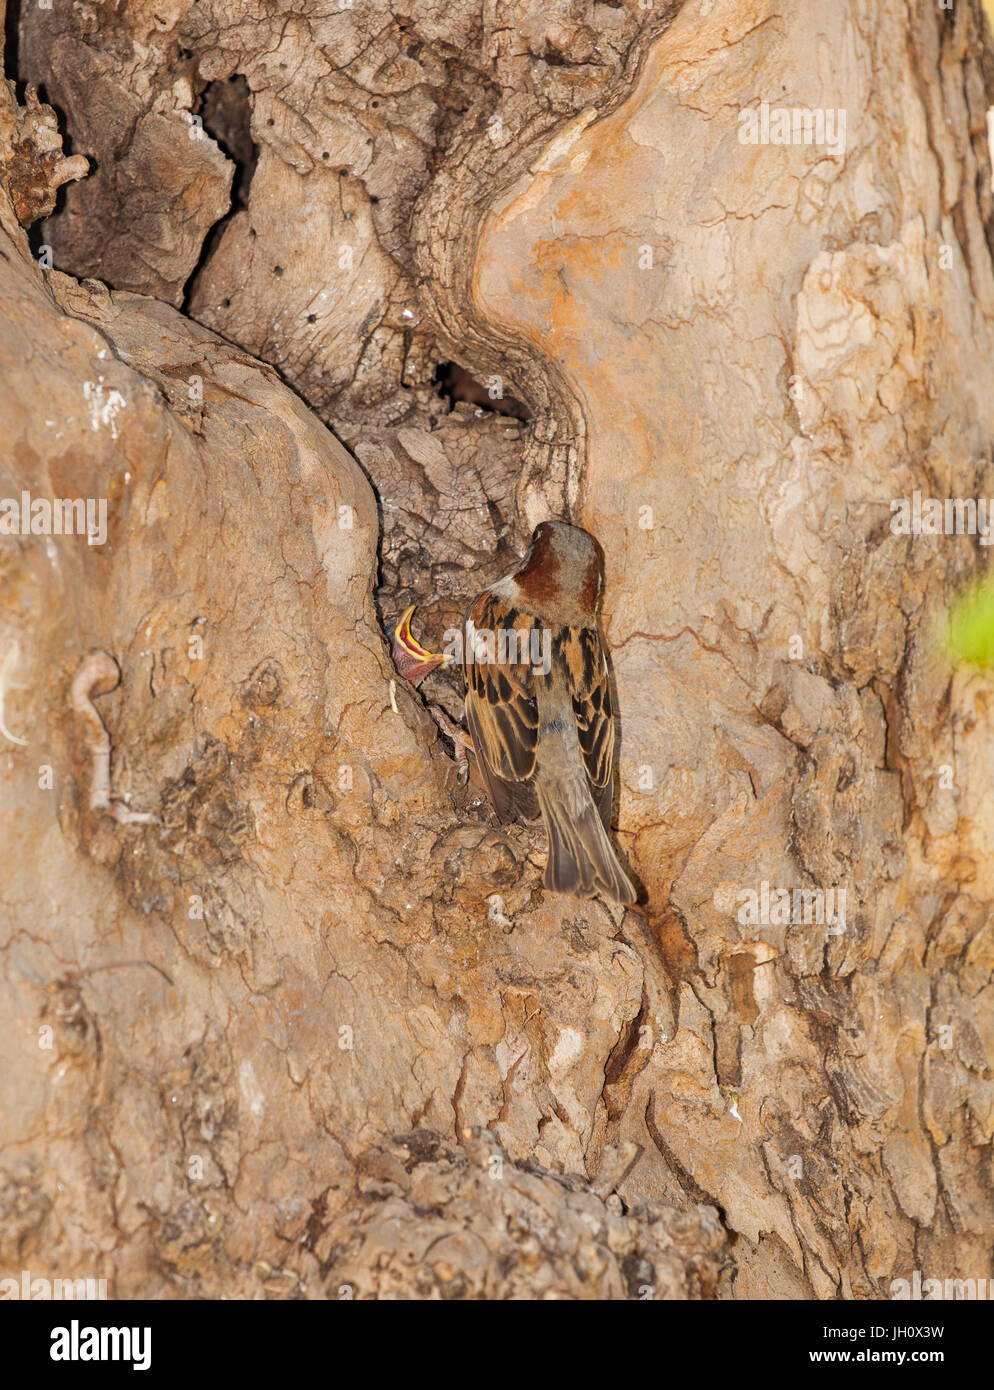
463,520,637,904
391,605,473,781
391,606,451,687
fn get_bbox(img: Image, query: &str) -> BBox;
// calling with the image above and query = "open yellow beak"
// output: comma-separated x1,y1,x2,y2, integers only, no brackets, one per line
392,606,453,685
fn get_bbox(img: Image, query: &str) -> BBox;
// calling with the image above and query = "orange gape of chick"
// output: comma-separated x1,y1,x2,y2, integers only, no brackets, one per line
462,520,637,905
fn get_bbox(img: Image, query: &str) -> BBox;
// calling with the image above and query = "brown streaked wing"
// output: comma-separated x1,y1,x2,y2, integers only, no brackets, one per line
464,592,540,822
566,626,616,827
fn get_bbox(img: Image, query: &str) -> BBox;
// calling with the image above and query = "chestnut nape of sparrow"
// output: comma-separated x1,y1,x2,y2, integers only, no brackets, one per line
463,520,637,905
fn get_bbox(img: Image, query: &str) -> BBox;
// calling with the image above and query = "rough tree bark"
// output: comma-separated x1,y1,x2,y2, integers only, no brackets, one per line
1,0,992,1300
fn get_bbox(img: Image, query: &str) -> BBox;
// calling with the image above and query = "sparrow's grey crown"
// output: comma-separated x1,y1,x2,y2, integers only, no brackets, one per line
531,519,596,553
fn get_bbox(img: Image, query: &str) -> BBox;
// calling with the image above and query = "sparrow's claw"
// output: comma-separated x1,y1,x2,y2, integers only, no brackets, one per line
428,702,474,782
391,605,453,687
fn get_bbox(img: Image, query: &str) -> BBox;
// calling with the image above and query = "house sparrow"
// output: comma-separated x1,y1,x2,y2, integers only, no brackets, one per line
463,520,637,904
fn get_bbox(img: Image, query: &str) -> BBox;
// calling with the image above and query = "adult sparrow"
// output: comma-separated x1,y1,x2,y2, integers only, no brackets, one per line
463,520,637,904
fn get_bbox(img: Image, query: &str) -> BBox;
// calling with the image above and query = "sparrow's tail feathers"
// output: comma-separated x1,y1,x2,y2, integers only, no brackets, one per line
536,777,637,905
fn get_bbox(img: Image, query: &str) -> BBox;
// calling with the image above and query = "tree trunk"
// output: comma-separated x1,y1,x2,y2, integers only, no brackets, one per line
1,0,992,1300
